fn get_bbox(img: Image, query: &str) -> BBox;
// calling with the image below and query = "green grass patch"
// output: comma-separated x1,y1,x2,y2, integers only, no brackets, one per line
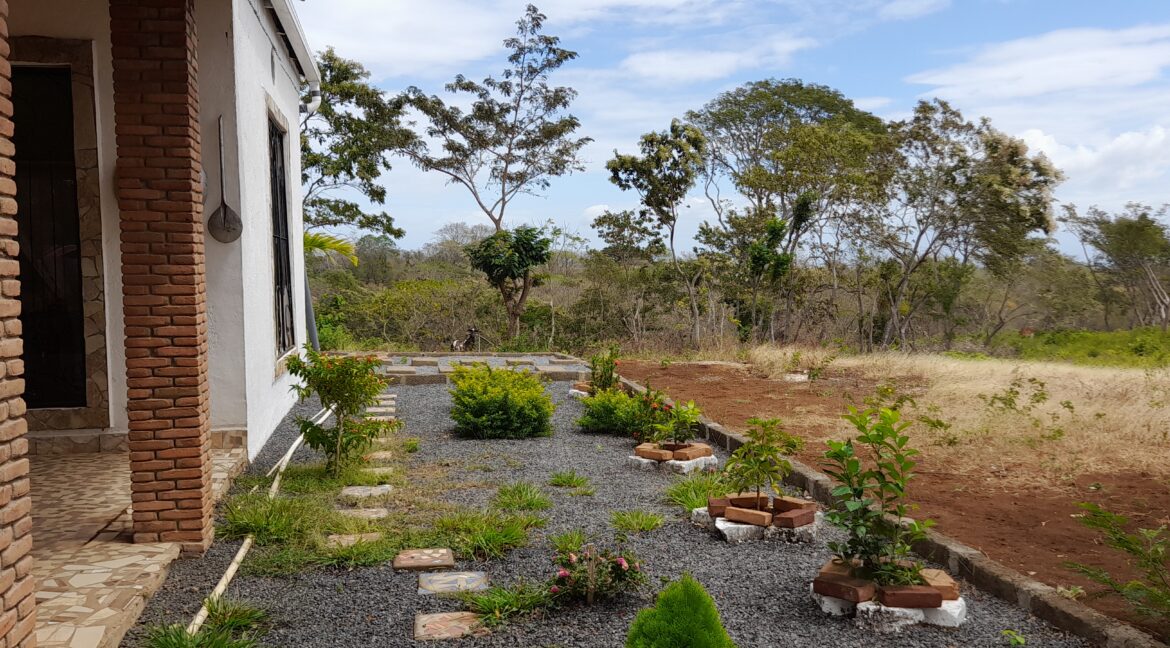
549,529,587,554
278,462,394,495
492,482,552,511
457,581,552,628
548,470,590,488
220,494,330,545
568,486,595,497
144,598,267,648
434,510,543,560
403,437,420,453
664,472,729,512
991,327,1170,368
611,510,664,533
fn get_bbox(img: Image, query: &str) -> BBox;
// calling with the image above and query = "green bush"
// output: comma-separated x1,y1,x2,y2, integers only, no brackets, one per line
590,346,620,391
449,365,554,439
578,389,639,435
626,574,737,648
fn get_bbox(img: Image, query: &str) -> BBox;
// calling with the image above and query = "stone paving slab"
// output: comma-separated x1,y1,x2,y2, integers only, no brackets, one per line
418,571,489,595
367,406,396,414
367,451,396,462
414,612,484,640
363,466,396,477
339,484,393,502
325,532,384,549
337,507,390,520
393,548,455,571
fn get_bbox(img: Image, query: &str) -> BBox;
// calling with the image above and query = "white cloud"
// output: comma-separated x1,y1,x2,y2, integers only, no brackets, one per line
619,36,816,84
853,96,893,111
878,0,949,21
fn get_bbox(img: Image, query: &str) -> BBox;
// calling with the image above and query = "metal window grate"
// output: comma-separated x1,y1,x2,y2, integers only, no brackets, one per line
269,119,295,354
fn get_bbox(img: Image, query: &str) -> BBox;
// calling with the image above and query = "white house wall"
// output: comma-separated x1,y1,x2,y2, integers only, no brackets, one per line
233,0,308,458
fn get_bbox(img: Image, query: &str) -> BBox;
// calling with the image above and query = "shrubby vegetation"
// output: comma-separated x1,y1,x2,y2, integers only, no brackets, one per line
449,365,555,439
626,574,737,648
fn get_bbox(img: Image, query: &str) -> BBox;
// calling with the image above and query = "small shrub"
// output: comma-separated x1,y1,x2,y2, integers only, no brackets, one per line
578,389,639,435
590,346,620,391
650,400,702,446
626,573,737,648
552,542,646,604
1066,503,1169,622
403,437,420,453
287,346,393,475
492,482,552,511
459,581,551,628
611,510,664,533
549,470,590,488
550,529,587,554
665,471,729,512
723,417,799,504
449,365,555,439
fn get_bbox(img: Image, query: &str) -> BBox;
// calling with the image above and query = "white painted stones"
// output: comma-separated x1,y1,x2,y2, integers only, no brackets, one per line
663,455,719,474
854,601,925,633
715,517,765,544
418,571,489,595
568,388,590,399
811,587,969,631
325,532,383,549
690,507,714,531
922,598,968,628
625,455,659,471
764,511,824,543
337,507,389,520
339,484,393,503
811,584,856,617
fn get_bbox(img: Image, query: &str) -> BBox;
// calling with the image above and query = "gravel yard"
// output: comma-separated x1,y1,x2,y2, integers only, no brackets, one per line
124,382,1088,647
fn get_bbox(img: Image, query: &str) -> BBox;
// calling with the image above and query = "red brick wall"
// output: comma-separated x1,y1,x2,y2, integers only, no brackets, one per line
109,0,212,555
0,3,38,645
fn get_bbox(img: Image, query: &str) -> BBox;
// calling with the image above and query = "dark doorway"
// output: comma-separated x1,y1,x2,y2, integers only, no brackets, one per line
13,66,86,409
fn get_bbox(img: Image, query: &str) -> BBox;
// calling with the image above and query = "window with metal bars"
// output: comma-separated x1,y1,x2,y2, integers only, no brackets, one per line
269,119,295,354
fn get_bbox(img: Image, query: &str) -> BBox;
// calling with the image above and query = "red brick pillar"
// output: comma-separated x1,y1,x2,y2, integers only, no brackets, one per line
109,0,212,554
0,3,38,646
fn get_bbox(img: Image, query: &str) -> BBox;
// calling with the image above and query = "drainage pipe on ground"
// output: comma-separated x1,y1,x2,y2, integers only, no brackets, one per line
186,407,330,635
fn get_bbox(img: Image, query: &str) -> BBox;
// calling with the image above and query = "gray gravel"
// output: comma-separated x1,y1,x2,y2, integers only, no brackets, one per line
124,382,1088,647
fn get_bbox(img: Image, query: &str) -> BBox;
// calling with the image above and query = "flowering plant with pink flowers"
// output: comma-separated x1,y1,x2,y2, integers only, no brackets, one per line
550,541,645,604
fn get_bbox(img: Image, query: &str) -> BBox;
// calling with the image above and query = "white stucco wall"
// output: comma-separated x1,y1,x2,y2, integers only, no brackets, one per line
12,0,308,458
232,0,308,458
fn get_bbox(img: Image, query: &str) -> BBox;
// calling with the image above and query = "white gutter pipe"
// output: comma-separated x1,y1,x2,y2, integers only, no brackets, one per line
265,0,322,116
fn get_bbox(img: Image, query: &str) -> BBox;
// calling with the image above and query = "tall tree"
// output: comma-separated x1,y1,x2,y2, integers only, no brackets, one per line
399,5,591,232
301,49,415,238
465,226,553,338
608,120,707,346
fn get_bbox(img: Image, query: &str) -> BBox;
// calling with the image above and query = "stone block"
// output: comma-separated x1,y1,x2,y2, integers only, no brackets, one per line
418,571,489,595
635,445,673,462
394,548,456,571
725,506,772,527
876,585,943,609
773,496,817,513
922,597,967,628
325,532,383,549
728,492,769,509
339,484,393,503
663,455,718,474
338,507,389,520
920,568,960,600
410,357,439,366
568,388,589,399
715,517,765,544
810,584,857,617
854,601,924,633
773,507,816,528
812,574,876,604
690,507,714,531
672,443,713,461
625,455,659,471
706,497,729,517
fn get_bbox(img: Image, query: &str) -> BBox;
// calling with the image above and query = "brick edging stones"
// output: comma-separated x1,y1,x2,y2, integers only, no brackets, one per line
619,375,1167,648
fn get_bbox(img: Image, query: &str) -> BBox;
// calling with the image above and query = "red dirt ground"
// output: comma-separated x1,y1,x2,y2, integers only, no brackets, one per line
620,359,1170,641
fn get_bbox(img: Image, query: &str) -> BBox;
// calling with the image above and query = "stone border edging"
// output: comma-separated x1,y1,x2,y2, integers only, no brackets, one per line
619,376,1166,648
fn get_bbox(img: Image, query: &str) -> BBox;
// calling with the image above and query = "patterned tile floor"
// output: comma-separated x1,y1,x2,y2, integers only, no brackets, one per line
31,448,247,648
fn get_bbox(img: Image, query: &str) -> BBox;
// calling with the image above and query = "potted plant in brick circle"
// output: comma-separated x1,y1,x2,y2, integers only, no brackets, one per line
707,418,817,542
813,406,966,632
628,399,716,473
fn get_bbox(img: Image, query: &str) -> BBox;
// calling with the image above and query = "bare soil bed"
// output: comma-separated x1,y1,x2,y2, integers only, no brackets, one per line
619,359,1170,641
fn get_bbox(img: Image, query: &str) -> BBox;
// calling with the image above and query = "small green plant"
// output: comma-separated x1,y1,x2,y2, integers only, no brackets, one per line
1066,503,1169,622
203,598,267,635
435,510,540,560
569,486,595,497
629,385,674,442
723,417,799,504
403,437,420,453
665,471,729,512
287,347,393,475
548,470,590,488
220,494,324,545
626,573,737,648
144,626,256,648
552,542,646,604
492,482,552,511
449,364,555,439
821,407,933,586
611,510,664,533
458,581,551,628
1001,629,1027,645
550,529,587,554
650,399,702,446
590,346,620,391
145,598,267,648
577,389,640,436
1056,584,1086,600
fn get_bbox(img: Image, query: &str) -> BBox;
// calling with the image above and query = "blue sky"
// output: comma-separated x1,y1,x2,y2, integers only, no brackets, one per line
296,0,1170,251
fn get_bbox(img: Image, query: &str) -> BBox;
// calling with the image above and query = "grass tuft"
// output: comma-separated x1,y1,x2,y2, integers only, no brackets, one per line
568,486,595,497
220,494,328,545
549,529,586,554
434,510,538,560
665,472,729,512
548,470,590,488
403,437,420,453
203,598,267,635
611,510,664,533
457,581,551,628
492,482,552,511
278,463,393,495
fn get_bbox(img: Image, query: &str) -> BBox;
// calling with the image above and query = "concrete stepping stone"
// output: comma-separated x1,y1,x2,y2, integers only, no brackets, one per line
368,415,398,423
418,571,489,595
339,484,392,503
363,466,395,477
393,548,455,571
367,451,396,462
414,612,483,640
367,406,396,414
337,507,389,520
326,532,383,549
411,357,439,366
